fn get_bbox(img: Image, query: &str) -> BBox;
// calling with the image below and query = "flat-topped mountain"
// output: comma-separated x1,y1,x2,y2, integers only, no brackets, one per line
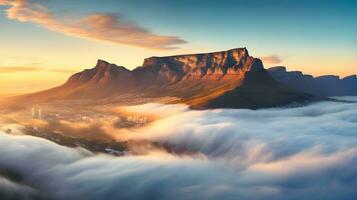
138,48,261,81
65,48,260,87
3,48,315,109
268,66,357,96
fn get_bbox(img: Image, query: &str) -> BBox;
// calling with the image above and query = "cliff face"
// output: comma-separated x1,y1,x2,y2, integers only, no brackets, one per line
142,48,258,75
4,48,315,109
268,67,357,96
130,48,262,84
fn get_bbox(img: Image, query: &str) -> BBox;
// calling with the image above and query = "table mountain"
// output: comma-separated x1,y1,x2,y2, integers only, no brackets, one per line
3,48,315,109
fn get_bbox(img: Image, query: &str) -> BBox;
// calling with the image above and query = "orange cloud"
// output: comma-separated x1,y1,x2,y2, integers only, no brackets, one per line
0,0,187,50
260,55,282,65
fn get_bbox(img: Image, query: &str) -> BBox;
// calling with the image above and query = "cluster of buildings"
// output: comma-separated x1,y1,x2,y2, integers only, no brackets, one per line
29,105,149,130
31,107,43,119
126,115,148,124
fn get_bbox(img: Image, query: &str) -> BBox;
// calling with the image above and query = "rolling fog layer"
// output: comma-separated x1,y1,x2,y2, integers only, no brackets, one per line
1,97,357,200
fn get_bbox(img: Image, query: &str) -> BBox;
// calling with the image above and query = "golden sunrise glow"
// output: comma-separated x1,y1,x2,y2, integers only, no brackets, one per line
0,0,356,95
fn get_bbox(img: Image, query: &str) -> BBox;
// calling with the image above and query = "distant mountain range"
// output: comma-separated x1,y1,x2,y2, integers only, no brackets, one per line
4,48,355,109
268,66,357,96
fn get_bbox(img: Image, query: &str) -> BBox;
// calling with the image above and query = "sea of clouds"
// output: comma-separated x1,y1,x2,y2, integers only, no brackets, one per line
0,97,357,200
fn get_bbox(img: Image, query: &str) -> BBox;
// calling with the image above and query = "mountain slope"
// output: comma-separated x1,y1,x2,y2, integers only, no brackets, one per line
188,60,313,109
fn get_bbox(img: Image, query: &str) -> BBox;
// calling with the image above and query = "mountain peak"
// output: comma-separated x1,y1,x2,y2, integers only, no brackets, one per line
95,59,110,68
94,59,130,73
94,59,124,72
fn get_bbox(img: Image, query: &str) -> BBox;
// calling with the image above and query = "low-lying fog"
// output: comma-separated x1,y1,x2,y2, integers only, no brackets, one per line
1,97,357,200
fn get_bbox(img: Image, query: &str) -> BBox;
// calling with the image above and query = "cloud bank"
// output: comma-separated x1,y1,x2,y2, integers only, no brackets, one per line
0,0,186,50
1,98,357,200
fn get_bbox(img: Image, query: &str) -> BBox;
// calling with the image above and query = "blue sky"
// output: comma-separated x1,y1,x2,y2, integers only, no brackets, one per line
89,0,357,48
0,0,356,93
65,0,357,47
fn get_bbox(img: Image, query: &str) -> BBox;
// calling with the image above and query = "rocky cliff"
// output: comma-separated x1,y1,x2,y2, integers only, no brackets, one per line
136,48,261,82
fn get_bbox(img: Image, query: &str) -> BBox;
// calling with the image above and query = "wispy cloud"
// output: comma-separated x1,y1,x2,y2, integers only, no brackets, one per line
0,0,187,50
0,66,42,73
260,55,282,65
0,66,76,73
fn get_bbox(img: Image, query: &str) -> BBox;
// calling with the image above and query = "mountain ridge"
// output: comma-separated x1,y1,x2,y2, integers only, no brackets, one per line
268,66,357,96
1,48,317,109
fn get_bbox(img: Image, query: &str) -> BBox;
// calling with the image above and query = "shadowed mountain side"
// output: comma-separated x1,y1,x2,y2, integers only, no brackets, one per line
0,48,317,109
268,66,357,96
189,61,314,109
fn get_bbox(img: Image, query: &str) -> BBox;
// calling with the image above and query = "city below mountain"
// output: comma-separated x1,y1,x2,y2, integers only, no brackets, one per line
4,48,356,109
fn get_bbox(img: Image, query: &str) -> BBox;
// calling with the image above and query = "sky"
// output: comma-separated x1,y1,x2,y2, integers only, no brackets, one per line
0,0,356,94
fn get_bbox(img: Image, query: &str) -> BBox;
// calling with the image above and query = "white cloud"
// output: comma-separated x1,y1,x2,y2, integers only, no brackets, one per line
0,97,357,200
